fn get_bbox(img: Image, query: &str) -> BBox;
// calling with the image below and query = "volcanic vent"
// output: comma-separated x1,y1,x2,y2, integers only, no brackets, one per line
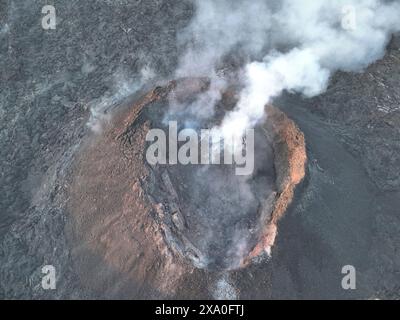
68,78,306,280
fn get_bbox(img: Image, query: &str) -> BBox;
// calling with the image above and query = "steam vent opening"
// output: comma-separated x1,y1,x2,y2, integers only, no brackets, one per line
69,77,307,275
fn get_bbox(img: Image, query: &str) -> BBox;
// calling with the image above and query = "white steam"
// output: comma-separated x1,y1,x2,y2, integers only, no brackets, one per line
177,0,400,138
87,66,155,132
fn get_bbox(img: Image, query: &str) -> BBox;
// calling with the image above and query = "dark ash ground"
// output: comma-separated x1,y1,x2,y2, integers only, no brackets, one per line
1,1,400,299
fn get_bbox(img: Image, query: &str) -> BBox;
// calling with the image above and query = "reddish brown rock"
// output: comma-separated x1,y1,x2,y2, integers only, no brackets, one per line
67,78,306,297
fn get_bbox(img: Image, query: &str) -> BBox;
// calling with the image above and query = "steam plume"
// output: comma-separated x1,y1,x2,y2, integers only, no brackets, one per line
177,0,400,137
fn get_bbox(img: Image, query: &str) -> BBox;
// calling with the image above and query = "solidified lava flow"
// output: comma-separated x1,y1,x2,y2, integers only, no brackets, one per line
67,78,307,292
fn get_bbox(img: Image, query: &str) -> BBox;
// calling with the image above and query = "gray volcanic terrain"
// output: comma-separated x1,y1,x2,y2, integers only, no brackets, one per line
1,1,400,299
